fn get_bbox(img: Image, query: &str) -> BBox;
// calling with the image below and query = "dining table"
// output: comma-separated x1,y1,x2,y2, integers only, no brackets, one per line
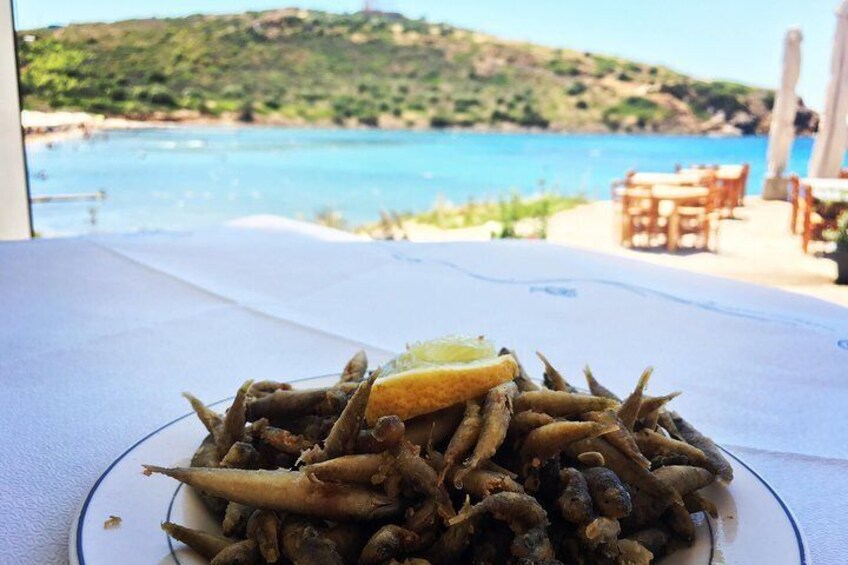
1,217,846,564
626,171,707,188
795,178,848,252
652,185,711,252
620,185,710,251
799,178,848,204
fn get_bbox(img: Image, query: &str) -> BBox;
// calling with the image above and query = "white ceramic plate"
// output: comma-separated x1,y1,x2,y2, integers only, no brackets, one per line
71,374,807,565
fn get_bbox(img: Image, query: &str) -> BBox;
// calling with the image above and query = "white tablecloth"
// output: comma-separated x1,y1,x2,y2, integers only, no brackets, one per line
1,218,846,564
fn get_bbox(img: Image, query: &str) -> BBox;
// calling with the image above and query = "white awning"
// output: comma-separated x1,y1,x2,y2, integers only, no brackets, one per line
808,0,848,177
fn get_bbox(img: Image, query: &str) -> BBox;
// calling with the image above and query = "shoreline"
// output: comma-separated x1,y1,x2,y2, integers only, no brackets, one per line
23,111,801,147
23,116,163,146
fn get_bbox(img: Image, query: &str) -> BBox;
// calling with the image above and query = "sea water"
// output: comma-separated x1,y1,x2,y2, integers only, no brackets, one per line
25,126,817,235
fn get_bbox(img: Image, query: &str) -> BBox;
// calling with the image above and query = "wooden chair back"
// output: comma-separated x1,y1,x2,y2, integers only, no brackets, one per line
789,175,801,234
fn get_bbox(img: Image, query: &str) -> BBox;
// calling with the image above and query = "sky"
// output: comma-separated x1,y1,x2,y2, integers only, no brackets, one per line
11,0,845,111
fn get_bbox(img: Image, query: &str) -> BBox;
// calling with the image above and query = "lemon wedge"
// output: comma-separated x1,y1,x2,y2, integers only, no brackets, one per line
365,336,517,425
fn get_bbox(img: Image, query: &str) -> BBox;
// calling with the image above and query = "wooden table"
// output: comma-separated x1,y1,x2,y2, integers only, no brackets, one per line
795,178,848,252
627,171,706,187
679,165,749,213
653,186,710,251
800,178,848,203
715,165,746,181
621,185,709,251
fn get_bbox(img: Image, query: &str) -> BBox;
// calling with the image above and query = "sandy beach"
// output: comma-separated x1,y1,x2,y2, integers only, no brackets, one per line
21,110,249,146
401,198,848,307
21,110,161,146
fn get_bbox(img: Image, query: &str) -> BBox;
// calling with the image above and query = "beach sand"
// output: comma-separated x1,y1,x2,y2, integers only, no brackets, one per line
401,198,848,307
22,112,157,146
21,110,227,146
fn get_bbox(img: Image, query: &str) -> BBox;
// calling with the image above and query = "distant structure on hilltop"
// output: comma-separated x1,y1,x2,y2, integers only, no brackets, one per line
360,0,403,19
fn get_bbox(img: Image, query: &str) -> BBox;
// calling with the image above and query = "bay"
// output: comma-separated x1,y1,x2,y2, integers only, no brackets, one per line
25,126,818,235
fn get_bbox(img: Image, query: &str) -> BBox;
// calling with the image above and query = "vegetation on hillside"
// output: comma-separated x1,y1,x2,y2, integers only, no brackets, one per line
17,8,807,134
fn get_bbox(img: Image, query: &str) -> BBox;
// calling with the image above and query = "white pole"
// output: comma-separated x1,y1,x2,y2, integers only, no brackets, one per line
763,28,802,201
0,0,31,240
808,0,848,178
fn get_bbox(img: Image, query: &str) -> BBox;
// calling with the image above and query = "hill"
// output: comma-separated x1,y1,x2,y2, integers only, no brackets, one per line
16,8,817,135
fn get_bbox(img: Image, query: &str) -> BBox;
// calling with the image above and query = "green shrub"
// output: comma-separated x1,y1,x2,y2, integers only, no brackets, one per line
238,100,254,122
518,105,550,128
221,84,245,99
566,81,587,96
408,191,585,231
430,114,454,128
87,97,122,113
358,114,379,126
490,109,511,123
147,70,167,84
592,55,617,77
548,58,580,77
148,85,176,107
109,87,128,101
454,97,480,112
661,80,752,116
300,91,326,103
827,211,848,251
602,96,664,129
314,207,347,230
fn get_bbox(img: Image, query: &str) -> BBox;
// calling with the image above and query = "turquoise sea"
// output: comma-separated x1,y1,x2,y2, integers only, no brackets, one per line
25,127,817,235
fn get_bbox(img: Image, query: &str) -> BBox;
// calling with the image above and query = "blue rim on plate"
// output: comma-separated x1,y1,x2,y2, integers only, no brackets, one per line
165,484,187,565
73,372,336,565
73,374,809,565
718,447,809,565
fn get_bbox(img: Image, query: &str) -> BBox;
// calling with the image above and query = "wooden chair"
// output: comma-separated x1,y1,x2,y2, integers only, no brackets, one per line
613,171,671,248
800,184,821,253
678,164,747,215
726,163,750,207
709,164,745,216
675,164,715,174
673,166,716,187
620,187,660,247
610,170,636,202
789,175,801,234
666,180,720,252
740,164,750,205
795,179,846,253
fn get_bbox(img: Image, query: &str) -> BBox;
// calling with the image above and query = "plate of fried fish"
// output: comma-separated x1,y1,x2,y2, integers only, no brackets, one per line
71,336,807,564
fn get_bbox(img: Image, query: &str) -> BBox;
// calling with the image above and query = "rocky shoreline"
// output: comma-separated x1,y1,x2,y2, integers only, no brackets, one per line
23,108,817,145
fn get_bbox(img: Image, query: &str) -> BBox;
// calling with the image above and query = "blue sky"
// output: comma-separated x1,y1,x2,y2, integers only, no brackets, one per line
11,0,843,111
